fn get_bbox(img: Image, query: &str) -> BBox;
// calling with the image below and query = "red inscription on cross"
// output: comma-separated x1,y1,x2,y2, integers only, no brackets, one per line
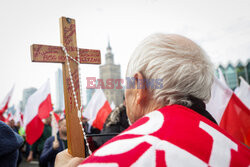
30,17,101,158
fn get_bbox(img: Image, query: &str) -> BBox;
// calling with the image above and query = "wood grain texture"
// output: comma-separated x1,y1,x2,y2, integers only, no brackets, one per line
60,17,85,158
30,16,101,158
31,44,101,64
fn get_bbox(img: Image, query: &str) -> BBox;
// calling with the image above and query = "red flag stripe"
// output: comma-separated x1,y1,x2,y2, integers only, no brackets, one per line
92,100,112,130
38,94,53,120
26,115,44,145
220,93,250,146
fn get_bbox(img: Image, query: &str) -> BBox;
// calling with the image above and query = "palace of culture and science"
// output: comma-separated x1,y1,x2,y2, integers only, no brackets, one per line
86,41,124,107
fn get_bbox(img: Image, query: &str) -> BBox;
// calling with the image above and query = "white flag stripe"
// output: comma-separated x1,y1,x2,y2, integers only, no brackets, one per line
83,89,107,129
206,77,233,124
23,80,51,128
13,106,21,124
235,77,250,109
218,68,228,87
111,102,115,110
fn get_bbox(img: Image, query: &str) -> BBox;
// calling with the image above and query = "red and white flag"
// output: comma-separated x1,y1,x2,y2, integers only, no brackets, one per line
207,77,250,146
0,86,14,121
13,105,24,126
83,89,112,131
234,77,250,109
80,105,250,166
24,80,53,145
5,113,14,123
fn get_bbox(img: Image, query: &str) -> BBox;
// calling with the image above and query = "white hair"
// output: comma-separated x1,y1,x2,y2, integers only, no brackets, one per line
126,33,214,107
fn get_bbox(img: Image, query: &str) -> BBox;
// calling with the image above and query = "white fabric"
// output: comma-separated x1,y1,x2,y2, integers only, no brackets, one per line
110,102,115,110
206,77,233,124
83,89,107,130
234,77,250,109
23,80,51,128
218,68,228,87
13,106,23,126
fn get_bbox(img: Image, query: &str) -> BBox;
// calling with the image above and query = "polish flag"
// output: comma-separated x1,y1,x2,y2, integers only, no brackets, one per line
5,113,14,123
207,77,250,146
234,77,250,109
24,80,53,145
0,86,14,121
83,89,112,131
14,106,24,126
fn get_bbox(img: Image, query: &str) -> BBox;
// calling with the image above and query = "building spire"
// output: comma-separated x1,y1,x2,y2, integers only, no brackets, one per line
107,36,111,50
105,36,114,64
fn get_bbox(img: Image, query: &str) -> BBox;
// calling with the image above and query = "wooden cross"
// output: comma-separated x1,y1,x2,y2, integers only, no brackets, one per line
30,17,101,157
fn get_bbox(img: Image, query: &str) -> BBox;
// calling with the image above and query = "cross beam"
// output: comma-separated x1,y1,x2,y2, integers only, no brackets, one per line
30,17,101,157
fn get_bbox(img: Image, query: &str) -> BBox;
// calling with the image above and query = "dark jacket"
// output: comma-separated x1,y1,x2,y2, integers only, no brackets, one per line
31,124,52,155
0,121,24,167
93,104,129,149
40,133,67,167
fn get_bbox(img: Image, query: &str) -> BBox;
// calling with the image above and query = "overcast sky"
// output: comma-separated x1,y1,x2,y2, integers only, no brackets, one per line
0,0,250,107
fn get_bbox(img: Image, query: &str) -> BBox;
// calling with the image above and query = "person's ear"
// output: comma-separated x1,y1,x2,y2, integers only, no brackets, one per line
134,72,147,105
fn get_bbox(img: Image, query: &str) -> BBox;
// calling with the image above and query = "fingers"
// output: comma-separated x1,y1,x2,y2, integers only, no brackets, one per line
55,149,84,167
68,157,84,167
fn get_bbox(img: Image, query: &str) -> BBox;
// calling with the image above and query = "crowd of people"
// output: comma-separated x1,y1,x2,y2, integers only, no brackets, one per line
1,33,250,167
0,102,129,167
0,116,65,167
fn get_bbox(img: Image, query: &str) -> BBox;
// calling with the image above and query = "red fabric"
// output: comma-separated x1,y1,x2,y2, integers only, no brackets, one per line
0,114,5,122
0,100,9,115
53,112,60,123
26,115,44,145
156,150,167,167
220,93,250,146
0,98,10,121
5,113,12,123
80,105,250,166
38,94,53,120
84,142,152,167
92,101,112,130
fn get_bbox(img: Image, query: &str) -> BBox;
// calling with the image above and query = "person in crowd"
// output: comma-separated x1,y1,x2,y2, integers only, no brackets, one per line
7,119,19,133
40,118,67,167
0,120,24,167
93,102,129,150
27,116,52,167
7,119,24,166
55,34,250,166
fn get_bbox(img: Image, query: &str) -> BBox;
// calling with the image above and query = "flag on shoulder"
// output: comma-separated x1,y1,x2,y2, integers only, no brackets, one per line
24,80,53,145
83,89,112,131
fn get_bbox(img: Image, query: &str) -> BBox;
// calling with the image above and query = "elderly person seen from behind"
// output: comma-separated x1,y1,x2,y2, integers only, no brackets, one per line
55,34,250,167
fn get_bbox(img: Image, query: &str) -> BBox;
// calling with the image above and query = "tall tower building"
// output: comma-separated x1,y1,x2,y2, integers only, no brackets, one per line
21,87,37,112
99,41,123,107
55,68,65,112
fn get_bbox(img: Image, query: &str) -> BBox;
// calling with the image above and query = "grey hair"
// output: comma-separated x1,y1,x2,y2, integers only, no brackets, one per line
126,33,214,107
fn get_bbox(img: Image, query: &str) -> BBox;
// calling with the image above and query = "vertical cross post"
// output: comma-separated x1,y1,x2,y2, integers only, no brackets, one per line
31,17,101,157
